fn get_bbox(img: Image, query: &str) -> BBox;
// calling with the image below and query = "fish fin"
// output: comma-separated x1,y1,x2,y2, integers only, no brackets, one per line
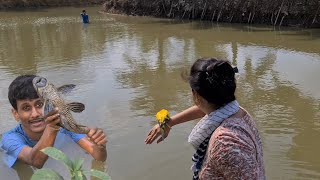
67,102,85,113
57,84,76,94
44,100,54,116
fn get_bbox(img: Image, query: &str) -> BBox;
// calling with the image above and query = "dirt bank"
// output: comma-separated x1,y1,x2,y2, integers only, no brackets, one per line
103,0,320,28
0,0,105,9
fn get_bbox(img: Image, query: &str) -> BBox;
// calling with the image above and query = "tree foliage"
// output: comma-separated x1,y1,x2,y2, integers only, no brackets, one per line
104,0,320,27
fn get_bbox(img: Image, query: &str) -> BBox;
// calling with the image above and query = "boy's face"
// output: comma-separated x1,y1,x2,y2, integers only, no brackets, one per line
12,98,46,133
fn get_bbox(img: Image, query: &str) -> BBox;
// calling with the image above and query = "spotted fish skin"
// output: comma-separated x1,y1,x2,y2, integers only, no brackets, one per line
33,77,89,134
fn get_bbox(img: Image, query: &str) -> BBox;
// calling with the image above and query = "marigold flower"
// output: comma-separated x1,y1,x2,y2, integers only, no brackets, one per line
156,109,170,124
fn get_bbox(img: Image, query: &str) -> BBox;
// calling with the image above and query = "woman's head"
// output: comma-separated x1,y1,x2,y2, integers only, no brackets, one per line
189,58,237,108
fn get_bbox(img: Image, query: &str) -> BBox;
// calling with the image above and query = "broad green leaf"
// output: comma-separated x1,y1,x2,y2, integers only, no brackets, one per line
73,158,84,171
31,168,64,180
72,170,83,180
41,147,73,170
82,169,110,180
83,175,87,180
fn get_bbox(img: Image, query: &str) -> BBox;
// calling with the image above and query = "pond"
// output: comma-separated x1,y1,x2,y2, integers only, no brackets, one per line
0,6,319,180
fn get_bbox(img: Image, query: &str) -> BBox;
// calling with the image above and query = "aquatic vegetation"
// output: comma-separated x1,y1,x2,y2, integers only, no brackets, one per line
31,147,110,180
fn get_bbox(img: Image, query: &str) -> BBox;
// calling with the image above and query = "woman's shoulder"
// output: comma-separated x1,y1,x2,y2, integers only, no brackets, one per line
220,108,258,133
210,108,261,148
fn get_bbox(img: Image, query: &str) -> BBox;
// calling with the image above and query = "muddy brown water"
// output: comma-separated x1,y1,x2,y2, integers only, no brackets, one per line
0,6,319,180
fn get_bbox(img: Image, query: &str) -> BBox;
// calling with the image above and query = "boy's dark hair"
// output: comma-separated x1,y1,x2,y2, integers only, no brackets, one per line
8,75,39,110
189,58,237,107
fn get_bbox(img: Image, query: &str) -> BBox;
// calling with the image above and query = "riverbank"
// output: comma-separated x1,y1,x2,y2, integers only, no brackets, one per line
103,0,320,28
0,0,105,9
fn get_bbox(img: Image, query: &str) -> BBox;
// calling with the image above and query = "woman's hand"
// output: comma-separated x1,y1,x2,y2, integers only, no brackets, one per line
145,123,171,144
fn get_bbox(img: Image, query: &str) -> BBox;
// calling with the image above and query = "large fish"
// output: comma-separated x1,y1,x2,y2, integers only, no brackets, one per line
32,76,89,134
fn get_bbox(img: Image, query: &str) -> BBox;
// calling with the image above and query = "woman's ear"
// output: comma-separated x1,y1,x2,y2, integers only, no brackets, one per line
11,108,20,122
192,90,201,106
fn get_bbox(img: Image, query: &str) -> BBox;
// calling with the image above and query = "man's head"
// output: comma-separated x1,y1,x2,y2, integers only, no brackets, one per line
8,75,39,110
82,9,86,14
8,75,46,133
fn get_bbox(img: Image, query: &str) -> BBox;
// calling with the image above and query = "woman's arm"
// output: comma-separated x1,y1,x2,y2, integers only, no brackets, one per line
168,105,205,127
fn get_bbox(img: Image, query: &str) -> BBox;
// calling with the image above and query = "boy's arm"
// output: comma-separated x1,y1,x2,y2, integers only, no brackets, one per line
77,128,107,161
18,126,59,168
18,112,61,168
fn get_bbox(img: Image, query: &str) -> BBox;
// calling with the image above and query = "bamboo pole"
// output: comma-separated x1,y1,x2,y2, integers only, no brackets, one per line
274,0,285,26
312,5,320,24
279,14,286,26
211,9,216,21
201,1,207,20
162,0,166,14
182,8,187,19
168,2,173,17
250,11,255,24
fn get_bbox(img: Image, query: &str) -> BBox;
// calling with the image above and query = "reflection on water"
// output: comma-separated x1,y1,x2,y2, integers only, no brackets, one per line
0,6,319,180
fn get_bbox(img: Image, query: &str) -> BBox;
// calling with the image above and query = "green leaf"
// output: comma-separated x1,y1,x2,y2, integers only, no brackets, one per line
41,147,73,171
82,169,110,180
31,168,64,180
73,158,84,171
73,170,84,180
83,175,87,180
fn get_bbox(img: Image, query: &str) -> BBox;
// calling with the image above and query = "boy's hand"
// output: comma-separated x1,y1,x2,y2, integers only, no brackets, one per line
44,108,61,130
87,128,107,147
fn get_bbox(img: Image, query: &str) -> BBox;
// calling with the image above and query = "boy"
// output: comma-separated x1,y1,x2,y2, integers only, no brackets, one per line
0,75,107,168
81,9,89,24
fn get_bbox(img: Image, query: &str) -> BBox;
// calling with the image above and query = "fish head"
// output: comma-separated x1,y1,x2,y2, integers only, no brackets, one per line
32,76,48,98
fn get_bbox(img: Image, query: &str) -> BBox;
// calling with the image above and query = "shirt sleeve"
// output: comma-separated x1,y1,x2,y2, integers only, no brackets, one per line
209,128,258,179
59,129,86,143
0,133,27,168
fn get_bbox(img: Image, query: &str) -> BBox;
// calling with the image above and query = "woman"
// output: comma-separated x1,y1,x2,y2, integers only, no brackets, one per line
145,58,265,179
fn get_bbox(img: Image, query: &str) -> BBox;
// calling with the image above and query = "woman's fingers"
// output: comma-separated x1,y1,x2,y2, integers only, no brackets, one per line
157,137,164,144
146,129,159,144
145,130,154,143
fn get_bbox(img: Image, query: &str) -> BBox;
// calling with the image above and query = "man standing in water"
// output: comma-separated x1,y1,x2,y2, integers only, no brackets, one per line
81,9,89,24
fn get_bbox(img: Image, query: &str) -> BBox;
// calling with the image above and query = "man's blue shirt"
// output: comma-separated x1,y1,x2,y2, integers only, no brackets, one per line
81,13,89,23
0,124,86,168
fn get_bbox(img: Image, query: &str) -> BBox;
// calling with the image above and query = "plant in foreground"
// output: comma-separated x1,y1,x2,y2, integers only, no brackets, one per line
31,147,110,180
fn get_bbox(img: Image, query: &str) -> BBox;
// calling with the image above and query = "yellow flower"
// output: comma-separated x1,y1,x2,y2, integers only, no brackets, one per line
156,109,170,124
